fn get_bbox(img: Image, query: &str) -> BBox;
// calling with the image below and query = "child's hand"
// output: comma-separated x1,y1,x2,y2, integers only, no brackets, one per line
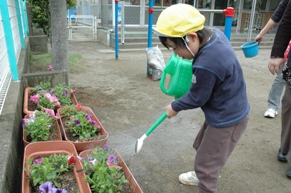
165,104,178,118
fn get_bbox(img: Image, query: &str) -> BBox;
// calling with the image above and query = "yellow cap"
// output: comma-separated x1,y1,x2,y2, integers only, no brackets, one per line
154,4,205,37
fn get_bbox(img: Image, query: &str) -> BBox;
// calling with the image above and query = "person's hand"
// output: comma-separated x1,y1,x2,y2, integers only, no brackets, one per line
255,34,263,43
165,104,178,118
268,58,284,75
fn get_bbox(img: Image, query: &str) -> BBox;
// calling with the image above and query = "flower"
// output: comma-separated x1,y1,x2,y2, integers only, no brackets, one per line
67,155,75,165
39,181,53,192
80,147,128,192
26,154,74,190
107,154,118,164
33,157,42,164
23,110,55,142
29,81,75,111
39,181,68,193
30,94,40,104
43,107,56,117
59,104,101,141
47,65,53,71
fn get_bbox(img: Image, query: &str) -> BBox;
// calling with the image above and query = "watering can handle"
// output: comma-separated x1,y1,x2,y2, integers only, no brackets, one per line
145,112,167,136
160,71,169,95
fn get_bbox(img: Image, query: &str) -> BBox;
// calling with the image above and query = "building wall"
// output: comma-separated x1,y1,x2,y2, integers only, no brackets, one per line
76,0,280,32
0,0,28,192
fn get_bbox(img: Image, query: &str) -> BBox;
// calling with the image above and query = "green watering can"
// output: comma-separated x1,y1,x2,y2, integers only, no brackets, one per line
135,54,193,153
160,54,193,99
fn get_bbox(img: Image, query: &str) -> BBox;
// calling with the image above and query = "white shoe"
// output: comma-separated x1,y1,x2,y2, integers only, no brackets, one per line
264,108,278,118
179,171,199,186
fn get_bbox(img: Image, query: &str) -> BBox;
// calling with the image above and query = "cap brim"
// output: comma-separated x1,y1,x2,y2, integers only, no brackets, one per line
152,27,182,38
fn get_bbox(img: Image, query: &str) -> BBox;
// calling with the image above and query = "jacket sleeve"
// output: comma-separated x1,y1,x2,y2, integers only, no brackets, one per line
271,0,291,59
171,68,217,112
271,0,289,22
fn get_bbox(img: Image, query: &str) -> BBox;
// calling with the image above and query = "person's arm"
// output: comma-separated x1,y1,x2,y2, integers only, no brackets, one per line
268,0,291,75
271,1,291,59
255,0,289,42
255,19,276,42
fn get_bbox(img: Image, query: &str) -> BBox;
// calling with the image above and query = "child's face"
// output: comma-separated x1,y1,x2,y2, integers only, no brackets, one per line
165,36,198,60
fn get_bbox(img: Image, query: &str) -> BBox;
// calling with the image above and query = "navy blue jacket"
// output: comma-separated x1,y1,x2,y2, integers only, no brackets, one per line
171,28,250,128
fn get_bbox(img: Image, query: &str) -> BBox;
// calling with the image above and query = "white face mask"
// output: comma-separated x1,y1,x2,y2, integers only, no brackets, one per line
182,36,195,58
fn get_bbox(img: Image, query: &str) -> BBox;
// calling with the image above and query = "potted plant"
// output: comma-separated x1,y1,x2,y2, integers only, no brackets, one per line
22,141,91,193
23,81,78,115
57,104,108,152
22,109,62,146
79,146,143,193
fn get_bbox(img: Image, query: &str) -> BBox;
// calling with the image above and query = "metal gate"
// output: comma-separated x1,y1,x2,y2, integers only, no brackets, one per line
67,15,97,40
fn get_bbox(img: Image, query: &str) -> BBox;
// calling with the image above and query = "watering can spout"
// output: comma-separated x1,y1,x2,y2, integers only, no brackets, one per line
160,54,193,99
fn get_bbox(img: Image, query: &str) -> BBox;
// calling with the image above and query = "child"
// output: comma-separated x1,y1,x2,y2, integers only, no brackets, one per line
153,4,250,193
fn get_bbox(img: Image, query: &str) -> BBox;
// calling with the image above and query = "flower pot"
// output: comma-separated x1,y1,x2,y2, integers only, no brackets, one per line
22,141,91,193
22,114,62,146
58,106,109,152
23,87,78,115
79,148,143,193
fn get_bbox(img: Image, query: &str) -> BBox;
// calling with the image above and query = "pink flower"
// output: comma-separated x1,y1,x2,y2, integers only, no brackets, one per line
55,113,60,120
71,90,76,94
107,162,121,169
33,157,42,164
43,108,55,117
47,65,53,71
30,94,40,104
44,93,60,107
76,104,82,110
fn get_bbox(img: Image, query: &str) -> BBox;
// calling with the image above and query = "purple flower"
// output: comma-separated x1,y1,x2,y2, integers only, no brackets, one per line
107,154,117,164
63,89,68,96
103,145,110,152
74,120,80,126
39,181,67,193
33,157,42,164
85,114,92,121
52,187,67,193
39,181,53,192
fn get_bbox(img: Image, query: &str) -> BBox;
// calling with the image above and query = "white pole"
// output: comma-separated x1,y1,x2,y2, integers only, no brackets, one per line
121,2,125,44
248,0,257,42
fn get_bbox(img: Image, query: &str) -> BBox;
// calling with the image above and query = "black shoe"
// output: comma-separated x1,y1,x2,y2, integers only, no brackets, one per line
286,167,291,178
277,149,287,162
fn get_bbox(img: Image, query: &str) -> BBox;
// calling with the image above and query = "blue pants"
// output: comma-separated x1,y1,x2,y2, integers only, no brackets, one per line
267,67,286,111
